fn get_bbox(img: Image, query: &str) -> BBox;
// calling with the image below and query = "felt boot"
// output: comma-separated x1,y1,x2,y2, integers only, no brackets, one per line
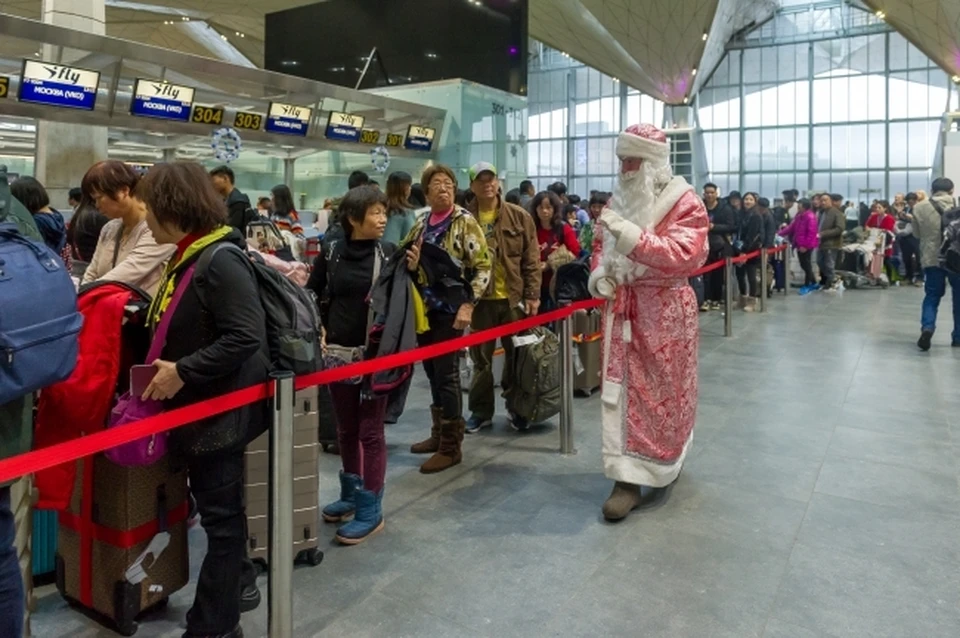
601,481,643,522
410,406,443,454
420,418,464,474
335,488,384,545
321,471,361,523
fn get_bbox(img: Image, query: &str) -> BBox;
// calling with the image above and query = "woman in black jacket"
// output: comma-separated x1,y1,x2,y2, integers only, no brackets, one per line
138,162,270,638
307,185,393,545
736,192,764,312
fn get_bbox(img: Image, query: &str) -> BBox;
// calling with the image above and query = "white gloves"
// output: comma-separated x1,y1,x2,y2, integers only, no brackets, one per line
588,266,617,300
599,209,628,240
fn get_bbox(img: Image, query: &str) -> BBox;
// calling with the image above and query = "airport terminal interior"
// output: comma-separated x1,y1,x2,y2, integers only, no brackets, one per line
0,0,958,636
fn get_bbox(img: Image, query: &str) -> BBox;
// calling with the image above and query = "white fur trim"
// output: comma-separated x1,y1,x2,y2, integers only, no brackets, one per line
588,266,616,300
648,177,694,228
617,131,670,162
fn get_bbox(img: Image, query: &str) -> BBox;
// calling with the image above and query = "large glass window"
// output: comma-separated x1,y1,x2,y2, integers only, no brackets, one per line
699,28,951,200
527,43,664,192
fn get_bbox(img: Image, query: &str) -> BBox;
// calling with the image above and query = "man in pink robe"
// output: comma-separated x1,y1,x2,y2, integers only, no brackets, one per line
588,123,709,521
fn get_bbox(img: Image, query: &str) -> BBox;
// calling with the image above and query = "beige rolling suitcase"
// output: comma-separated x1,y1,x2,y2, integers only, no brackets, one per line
244,386,323,569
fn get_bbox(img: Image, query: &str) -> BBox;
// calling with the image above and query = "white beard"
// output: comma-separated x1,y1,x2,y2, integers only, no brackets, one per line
601,160,673,284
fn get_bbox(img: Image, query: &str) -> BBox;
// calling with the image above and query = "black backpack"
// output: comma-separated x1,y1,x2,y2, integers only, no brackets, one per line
197,243,322,374
553,257,591,303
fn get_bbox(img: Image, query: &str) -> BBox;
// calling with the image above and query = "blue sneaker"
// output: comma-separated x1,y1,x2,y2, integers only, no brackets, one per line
322,472,361,523
465,415,492,434
336,488,384,545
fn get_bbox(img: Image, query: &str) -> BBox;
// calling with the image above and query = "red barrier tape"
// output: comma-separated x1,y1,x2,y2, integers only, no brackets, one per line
0,247,791,485
688,245,787,276
0,299,601,484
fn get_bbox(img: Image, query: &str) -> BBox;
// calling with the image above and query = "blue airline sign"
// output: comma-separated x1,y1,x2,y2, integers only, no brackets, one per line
130,79,195,122
18,60,100,111
266,102,311,136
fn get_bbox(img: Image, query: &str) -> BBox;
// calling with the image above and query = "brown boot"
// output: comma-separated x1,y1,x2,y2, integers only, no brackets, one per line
420,418,464,474
601,481,642,521
410,406,443,454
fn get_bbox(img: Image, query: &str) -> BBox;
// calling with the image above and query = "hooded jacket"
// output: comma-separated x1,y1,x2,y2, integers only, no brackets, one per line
33,209,67,254
913,191,957,268
779,209,819,250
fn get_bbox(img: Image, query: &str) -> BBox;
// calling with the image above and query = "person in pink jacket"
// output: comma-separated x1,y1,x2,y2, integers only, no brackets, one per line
779,197,819,293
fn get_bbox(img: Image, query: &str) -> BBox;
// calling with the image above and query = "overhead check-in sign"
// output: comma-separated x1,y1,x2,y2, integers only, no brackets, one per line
18,60,100,111
325,111,365,142
266,102,311,137
404,125,436,152
130,79,195,122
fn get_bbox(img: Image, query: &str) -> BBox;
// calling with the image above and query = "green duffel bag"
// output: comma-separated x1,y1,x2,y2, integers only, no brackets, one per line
504,326,562,423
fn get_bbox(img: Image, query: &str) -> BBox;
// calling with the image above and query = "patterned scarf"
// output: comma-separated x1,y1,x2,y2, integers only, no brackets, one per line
147,226,233,328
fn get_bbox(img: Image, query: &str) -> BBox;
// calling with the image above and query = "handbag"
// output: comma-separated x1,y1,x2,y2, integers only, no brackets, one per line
105,263,196,467
322,244,384,385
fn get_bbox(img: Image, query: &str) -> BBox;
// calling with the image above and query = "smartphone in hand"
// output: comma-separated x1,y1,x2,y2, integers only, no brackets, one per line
130,364,158,398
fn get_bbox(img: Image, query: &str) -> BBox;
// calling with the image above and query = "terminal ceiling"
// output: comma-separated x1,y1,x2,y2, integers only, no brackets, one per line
0,0,957,104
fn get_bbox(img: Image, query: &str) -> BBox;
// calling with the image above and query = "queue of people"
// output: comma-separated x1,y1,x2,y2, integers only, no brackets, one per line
4,150,959,638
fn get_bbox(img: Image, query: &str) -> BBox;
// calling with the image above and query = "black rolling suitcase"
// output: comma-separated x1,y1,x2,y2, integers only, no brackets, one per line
318,384,338,453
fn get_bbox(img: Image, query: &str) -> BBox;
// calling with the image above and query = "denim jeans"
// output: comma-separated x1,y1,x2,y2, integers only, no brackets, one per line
0,487,22,638
186,450,245,635
817,248,837,287
921,266,960,342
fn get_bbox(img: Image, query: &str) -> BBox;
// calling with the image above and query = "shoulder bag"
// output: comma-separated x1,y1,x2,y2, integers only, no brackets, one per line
105,263,196,466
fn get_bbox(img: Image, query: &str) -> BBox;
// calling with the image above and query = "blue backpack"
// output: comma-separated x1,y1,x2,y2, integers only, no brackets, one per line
0,219,83,404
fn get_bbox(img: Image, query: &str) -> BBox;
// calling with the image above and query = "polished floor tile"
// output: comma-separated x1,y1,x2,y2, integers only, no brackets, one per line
31,286,960,637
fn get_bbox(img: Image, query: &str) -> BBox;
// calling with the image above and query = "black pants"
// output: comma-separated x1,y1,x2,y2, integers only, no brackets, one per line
736,257,760,297
798,250,816,286
705,252,726,302
418,312,463,421
187,449,245,634
900,235,921,281
0,487,22,637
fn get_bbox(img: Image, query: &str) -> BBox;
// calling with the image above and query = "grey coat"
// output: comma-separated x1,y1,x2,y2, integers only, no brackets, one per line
912,192,956,269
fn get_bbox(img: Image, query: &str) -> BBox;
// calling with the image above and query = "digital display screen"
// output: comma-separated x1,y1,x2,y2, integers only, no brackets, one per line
265,102,311,136
130,79,195,122
18,60,100,111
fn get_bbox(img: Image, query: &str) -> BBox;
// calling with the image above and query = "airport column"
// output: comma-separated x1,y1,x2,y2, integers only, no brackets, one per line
35,0,108,208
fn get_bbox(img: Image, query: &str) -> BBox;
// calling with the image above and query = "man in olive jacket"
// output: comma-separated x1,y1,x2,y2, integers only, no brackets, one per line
465,162,542,433
817,194,846,289
912,177,958,350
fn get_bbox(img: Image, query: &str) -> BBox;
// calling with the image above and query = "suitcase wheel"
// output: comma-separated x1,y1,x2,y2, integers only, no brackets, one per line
296,547,325,567
114,618,138,637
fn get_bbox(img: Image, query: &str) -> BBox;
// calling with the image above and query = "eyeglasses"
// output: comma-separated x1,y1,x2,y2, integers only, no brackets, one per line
430,180,455,191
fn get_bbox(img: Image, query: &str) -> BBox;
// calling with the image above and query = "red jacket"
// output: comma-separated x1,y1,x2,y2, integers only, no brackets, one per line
866,213,896,257
34,283,150,509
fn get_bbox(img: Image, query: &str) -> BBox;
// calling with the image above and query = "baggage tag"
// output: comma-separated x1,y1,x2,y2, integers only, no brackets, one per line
124,531,171,585
572,347,585,376
511,333,543,348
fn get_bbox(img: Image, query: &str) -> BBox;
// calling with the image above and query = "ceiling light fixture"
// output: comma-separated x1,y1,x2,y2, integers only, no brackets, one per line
692,68,698,76
875,10,885,19
953,75,960,84
683,96,689,104
702,33,708,41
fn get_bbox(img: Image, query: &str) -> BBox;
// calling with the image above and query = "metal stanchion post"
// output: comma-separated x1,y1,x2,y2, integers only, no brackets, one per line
269,371,295,638
558,301,576,455
782,247,789,297
760,248,769,313
724,257,733,337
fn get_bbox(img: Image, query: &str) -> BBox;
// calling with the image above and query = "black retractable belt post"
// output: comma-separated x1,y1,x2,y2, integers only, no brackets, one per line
724,257,734,337
760,248,769,313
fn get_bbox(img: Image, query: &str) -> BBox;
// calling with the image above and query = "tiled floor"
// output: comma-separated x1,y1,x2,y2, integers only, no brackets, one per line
33,286,960,637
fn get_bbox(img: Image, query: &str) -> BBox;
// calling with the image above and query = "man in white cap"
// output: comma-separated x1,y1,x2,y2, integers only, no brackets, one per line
588,123,709,521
